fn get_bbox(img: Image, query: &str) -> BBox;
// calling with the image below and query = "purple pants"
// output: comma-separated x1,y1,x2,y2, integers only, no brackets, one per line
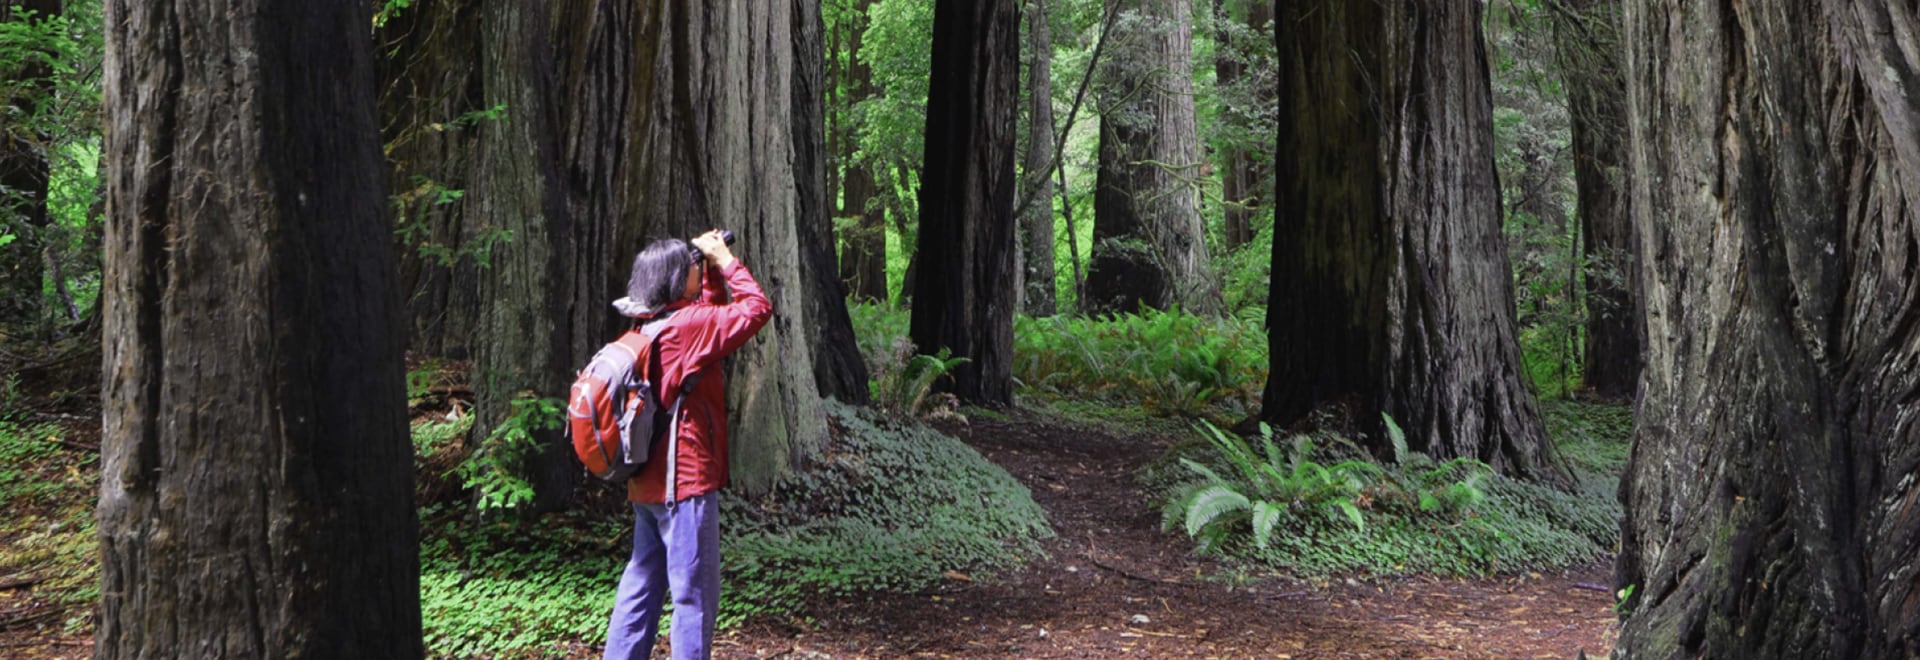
604,493,721,660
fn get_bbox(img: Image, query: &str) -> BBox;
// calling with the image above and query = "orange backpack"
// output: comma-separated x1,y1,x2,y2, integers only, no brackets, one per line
568,315,690,482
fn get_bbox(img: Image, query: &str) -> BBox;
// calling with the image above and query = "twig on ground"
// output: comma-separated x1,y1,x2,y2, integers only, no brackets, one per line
0,575,46,590
1572,582,1611,592
1085,555,1191,587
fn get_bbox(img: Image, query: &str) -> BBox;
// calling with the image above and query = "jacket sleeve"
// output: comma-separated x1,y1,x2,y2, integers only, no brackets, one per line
675,261,773,377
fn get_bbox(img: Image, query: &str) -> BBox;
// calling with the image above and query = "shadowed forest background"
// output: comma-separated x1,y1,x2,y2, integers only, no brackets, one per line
1,0,1917,658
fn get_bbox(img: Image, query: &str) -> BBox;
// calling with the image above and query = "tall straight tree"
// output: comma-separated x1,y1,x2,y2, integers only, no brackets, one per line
1086,0,1221,316
836,0,888,304
0,0,60,325
911,0,1020,406
1550,0,1638,400
1264,1,1567,485
1019,0,1058,317
97,0,419,656
1615,1,1920,656
793,0,872,403
637,0,851,491
1212,0,1273,251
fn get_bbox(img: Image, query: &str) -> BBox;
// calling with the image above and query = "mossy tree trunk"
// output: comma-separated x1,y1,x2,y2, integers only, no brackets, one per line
1551,0,1639,401
97,0,419,655
637,0,842,492
910,0,1020,407
1263,0,1567,486
1087,0,1221,316
1614,1,1920,656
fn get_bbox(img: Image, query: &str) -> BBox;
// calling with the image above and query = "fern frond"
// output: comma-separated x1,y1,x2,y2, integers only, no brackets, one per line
1251,500,1285,549
1183,484,1251,538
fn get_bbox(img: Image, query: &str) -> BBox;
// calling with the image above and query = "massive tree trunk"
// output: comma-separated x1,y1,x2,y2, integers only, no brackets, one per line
0,0,60,327
637,0,834,492
837,1,888,304
1020,0,1058,317
98,0,419,656
792,0,872,403
910,0,1019,406
1551,0,1638,401
1614,2,1920,657
466,0,578,514
1213,0,1272,251
1263,0,1567,486
1086,0,1221,316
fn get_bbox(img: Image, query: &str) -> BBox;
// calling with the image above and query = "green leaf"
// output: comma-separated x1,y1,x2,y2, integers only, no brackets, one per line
1251,500,1284,549
1183,484,1250,538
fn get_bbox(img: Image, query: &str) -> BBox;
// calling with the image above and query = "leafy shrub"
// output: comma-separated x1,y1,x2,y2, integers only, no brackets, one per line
720,400,1054,626
418,506,624,658
1151,414,1616,577
1013,307,1266,418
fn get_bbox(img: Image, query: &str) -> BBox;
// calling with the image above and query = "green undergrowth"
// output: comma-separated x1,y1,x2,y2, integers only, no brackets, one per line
848,301,1268,422
413,400,1053,656
721,400,1053,626
0,416,101,634
1147,402,1630,578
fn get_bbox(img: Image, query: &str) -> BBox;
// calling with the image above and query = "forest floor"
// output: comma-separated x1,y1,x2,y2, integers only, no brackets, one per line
723,410,1619,659
0,409,1619,659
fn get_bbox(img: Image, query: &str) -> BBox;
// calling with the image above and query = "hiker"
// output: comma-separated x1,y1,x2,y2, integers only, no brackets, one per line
604,229,772,660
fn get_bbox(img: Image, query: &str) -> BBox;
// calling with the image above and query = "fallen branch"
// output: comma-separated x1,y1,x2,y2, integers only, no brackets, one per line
1572,582,1611,593
0,604,59,631
0,575,46,590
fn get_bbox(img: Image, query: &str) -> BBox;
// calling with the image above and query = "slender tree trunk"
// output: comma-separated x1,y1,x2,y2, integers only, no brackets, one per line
98,0,419,655
638,0,833,492
1021,0,1059,317
0,0,60,327
793,0,872,403
1264,0,1567,486
1213,0,1272,251
1551,0,1638,401
1087,0,1221,316
838,1,888,304
1614,2,1920,657
911,0,1020,406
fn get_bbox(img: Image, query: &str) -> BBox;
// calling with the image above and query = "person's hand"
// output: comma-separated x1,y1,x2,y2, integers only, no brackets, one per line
690,229,736,269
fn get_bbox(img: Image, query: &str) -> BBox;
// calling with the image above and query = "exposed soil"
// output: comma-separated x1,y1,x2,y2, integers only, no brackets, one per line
721,410,1619,659
0,409,1618,658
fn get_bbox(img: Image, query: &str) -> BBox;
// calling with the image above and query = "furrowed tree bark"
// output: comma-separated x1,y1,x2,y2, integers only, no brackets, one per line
1614,1,1920,656
377,0,485,359
98,0,419,656
1264,0,1567,486
1087,0,1221,316
1550,0,1638,401
1213,0,1272,251
1020,0,1058,317
837,0,888,304
638,0,833,492
466,0,578,514
792,0,872,403
911,0,1019,406
0,0,60,327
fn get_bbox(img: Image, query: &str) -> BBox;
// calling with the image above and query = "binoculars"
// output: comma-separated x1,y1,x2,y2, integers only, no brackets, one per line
689,230,737,262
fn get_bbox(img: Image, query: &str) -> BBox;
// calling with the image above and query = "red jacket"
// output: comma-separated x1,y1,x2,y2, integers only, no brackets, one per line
628,260,771,504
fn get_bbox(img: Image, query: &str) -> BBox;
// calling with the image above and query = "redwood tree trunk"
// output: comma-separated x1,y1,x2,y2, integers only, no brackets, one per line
98,0,419,655
793,0,872,403
637,0,835,491
1020,0,1058,317
1087,0,1221,316
1552,0,1638,401
1614,2,1920,657
910,0,1019,407
1264,0,1567,486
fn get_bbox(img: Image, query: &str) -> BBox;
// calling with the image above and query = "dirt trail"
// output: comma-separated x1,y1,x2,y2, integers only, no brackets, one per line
723,411,1619,658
